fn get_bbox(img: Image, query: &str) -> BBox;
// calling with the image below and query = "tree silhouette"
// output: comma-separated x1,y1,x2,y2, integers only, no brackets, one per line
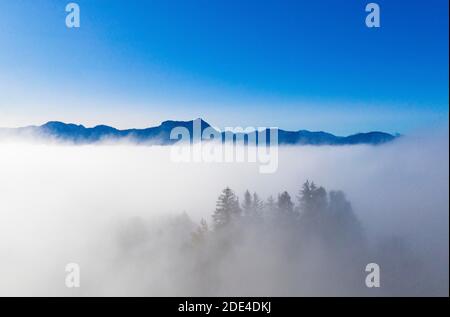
212,187,241,230
242,190,253,216
277,191,295,216
298,181,327,215
252,193,263,216
328,190,364,246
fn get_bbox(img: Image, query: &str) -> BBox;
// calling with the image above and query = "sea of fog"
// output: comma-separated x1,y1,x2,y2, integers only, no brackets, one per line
0,130,448,296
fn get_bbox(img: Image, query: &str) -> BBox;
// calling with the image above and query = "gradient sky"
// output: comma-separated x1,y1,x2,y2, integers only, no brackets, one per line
0,0,448,134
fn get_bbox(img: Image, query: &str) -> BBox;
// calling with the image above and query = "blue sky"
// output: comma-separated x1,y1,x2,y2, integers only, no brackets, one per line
0,0,448,134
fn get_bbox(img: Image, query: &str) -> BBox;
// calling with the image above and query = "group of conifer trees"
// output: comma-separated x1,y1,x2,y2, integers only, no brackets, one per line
192,181,365,251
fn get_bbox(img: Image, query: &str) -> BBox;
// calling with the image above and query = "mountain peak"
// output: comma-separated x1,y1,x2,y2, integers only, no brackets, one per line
41,121,86,132
43,121,85,129
159,118,211,130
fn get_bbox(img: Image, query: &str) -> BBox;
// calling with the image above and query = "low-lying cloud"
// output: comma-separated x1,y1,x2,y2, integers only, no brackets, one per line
0,128,448,296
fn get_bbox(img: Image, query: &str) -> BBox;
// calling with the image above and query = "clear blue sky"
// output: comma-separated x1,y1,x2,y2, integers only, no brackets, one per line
0,0,448,134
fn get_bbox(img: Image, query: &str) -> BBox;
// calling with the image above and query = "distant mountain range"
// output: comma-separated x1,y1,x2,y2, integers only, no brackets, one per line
0,119,397,145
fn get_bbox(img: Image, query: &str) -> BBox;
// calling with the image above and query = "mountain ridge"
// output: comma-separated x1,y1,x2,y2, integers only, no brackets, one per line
0,119,398,145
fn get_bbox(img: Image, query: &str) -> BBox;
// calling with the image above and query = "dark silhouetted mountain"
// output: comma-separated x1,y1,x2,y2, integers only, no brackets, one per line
0,119,397,145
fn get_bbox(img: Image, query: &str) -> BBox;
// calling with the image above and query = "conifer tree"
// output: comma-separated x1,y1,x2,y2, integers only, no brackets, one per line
277,191,294,215
242,190,253,216
252,193,264,216
212,187,241,230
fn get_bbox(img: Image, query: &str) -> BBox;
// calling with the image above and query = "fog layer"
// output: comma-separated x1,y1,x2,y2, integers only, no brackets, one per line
0,130,448,296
